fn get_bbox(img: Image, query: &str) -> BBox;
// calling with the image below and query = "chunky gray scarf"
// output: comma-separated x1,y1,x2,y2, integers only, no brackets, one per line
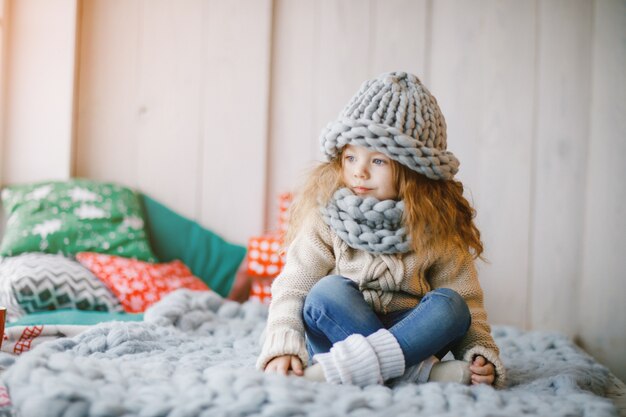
321,188,411,254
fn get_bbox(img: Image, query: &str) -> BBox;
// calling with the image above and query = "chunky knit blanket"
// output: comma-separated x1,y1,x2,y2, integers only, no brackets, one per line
0,289,618,417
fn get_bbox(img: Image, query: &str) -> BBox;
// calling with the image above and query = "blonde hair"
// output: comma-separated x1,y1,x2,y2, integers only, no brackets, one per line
284,157,343,246
395,163,484,260
285,153,484,260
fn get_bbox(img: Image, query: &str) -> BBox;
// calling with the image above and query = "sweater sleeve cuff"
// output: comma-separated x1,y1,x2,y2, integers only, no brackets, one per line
462,346,507,389
255,328,309,371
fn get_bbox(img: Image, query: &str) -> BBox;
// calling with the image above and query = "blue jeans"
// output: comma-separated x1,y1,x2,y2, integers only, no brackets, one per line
303,275,471,368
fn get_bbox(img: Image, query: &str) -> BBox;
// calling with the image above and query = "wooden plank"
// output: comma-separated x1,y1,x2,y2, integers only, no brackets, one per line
0,0,7,188
134,0,204,220
369,0,428,79
200,0,272,244
429,0,536,328
314,0,371,160
266,0,317,231
75,0,141,187
3,0,78,184
529,0,592,336
578,0,626,384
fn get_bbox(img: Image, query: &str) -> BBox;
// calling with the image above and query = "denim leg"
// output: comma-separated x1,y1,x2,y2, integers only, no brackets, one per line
303,275,384,358
388,288,471,368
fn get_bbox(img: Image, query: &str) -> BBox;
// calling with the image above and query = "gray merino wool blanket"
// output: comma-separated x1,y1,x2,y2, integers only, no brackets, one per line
0,289,619,417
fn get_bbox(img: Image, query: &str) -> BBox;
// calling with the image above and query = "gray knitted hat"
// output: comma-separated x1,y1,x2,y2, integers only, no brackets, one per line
320,71,459,180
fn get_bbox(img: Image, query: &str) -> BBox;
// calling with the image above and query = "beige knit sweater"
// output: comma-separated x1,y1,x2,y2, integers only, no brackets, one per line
256,212,506,388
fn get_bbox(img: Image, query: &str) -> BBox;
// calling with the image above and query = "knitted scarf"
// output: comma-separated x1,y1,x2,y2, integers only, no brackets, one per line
320,188,410,254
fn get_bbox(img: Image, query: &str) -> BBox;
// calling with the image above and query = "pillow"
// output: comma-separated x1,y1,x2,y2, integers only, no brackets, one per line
140,194,246,297
0,257,27,322
75,252,209,313
0,179,156,261
0,253,123,322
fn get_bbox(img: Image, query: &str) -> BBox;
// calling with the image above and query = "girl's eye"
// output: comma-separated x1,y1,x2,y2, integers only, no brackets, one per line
345,155,355,162
373,158,386,165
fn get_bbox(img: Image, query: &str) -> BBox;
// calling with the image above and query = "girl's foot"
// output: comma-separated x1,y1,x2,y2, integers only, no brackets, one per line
388,357,471,386
302,363,326,382
428,360,471,384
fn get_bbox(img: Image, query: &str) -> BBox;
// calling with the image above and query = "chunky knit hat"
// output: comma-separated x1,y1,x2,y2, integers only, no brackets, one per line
320,71,459,180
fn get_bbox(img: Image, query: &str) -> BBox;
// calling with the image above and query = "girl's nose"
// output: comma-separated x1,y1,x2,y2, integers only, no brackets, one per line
354,164,368,178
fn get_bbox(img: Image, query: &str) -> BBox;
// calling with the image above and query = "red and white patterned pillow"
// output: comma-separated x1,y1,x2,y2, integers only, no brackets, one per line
75,252,209,313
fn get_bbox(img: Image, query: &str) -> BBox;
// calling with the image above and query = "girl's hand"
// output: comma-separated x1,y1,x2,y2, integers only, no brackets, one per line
469,355,495,385
264,355,304,376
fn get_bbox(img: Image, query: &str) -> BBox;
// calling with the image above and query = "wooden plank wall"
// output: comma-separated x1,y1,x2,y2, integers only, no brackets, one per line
578,0,626,382
1,0,78,184
429,0,536,333
0,0,624,381
530,0,592,337
0,0,5,237
76,0,272,242
0,0,7,190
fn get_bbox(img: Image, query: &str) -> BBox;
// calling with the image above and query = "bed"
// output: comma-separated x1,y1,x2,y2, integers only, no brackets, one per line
0,289,622,417
0,180,623,417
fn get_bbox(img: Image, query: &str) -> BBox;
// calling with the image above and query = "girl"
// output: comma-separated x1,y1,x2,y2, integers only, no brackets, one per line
256,72,505,388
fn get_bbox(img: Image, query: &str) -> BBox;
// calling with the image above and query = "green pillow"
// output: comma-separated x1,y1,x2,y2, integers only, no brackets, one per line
0,179,156,261
6,309,143,327
140,194,246,297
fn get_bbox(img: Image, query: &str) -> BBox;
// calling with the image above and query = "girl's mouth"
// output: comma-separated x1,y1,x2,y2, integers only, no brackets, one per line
353,186,372,194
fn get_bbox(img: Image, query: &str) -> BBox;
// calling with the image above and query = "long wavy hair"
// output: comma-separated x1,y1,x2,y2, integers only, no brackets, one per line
285,151,484,260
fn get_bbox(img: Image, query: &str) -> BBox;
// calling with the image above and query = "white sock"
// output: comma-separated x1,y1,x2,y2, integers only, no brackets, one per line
365,329,405,381
313,334,382,387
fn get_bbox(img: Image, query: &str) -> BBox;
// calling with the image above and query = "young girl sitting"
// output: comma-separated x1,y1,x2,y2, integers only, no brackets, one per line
256,71,505,388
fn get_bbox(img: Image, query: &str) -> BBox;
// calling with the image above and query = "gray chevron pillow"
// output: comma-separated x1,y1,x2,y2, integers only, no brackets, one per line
0,253,123,322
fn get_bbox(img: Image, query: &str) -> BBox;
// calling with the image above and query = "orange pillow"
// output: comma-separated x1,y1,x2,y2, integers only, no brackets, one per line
75,252,209,313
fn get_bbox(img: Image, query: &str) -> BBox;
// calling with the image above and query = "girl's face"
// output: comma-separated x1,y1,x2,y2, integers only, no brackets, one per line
341,145,398,200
